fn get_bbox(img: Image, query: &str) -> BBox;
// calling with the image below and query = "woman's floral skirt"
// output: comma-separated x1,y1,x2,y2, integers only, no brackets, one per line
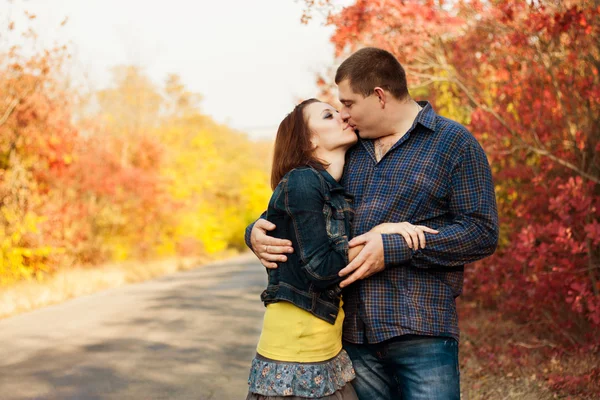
247,350,355,398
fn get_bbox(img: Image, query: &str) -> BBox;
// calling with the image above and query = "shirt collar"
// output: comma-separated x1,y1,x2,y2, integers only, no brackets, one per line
415,101,437,133
356,100,437,150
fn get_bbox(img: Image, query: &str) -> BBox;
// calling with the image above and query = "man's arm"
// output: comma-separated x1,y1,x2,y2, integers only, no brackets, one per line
245,213,294,269
244,212,265,250
339,141,498,287
380,141,498,268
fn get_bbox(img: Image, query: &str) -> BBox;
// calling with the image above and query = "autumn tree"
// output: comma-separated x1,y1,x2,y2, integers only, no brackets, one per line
0,13,272,284
307,0,600,341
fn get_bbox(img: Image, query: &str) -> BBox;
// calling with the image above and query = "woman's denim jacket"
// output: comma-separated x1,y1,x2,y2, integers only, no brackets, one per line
261,166,354,324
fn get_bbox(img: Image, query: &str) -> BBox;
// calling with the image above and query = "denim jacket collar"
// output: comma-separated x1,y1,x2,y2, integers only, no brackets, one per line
317,168,354,205
317,168,343,191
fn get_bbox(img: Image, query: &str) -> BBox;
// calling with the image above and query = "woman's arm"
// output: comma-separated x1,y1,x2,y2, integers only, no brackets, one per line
348,244,364,262
370,222,439,250
342,222,436,272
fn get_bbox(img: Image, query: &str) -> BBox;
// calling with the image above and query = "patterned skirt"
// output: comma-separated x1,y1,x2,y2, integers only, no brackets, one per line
247,350,355,398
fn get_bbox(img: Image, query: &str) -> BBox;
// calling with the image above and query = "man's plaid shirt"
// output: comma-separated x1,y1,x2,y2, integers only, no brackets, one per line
340,101,498,344
246,101,498,344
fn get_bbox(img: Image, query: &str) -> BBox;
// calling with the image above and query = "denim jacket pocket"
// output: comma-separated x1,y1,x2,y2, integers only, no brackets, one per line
330,234,349,253
324,201,347,238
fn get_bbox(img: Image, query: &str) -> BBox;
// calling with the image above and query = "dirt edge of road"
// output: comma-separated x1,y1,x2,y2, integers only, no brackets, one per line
0,250,248,320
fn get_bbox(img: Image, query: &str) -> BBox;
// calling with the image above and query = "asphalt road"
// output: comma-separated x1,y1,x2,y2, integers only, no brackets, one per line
0,254,267,400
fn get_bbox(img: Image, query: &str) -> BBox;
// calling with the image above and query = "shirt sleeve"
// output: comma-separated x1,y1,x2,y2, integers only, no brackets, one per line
383,142,499,268
285,169,349,289
244,211,267,252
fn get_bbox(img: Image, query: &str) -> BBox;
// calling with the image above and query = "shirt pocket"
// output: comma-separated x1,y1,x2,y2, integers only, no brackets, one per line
408,160,450,216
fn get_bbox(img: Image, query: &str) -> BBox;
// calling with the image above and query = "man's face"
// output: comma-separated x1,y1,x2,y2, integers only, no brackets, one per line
337,79,383,139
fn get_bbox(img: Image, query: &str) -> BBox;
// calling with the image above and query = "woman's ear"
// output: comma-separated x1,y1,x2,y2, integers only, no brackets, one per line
310,135,319,149
374,87,386,108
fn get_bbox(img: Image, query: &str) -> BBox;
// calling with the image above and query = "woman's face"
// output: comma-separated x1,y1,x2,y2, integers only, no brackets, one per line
304,102,358,152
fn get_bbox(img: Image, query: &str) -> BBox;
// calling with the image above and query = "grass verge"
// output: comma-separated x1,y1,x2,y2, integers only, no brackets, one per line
0,250,239,320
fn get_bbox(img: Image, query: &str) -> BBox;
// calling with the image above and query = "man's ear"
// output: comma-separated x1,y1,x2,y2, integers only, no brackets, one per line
374,87,386,108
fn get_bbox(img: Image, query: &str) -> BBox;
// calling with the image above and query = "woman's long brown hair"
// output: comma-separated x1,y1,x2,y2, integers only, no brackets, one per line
270,98,327,190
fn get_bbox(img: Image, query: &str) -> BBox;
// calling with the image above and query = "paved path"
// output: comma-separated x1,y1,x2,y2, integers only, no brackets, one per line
0,254,266,400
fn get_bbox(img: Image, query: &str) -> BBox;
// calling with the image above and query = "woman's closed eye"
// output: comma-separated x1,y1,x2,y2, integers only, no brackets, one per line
323,110,339,119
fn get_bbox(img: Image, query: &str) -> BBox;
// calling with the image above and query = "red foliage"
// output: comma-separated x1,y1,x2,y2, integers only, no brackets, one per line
0,46,174,269
548,367,600,397
318,0,600,348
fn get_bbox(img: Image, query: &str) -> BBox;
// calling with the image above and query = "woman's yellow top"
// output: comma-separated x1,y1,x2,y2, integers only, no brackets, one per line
256,300,344,363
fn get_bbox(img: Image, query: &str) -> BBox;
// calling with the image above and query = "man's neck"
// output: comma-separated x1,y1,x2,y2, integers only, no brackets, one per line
373,100,422,162
378,99,422,146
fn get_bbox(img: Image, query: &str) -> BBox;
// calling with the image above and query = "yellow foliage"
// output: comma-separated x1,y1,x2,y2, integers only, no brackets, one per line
432,73,472,125
0,64,273,287
0,207,64,286
156,111,272,256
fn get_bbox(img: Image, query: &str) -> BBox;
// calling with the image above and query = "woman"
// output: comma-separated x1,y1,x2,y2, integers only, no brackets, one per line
246,99,437,399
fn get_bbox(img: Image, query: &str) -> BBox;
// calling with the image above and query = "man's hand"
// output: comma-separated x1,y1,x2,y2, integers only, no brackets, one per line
338,231,385,288
250,218,294,269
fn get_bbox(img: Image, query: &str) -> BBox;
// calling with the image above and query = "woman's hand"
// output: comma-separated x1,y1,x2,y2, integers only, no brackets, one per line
370,222,439,249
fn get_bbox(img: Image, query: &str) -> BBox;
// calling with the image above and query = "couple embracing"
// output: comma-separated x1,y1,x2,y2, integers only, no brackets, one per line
244,47,499,400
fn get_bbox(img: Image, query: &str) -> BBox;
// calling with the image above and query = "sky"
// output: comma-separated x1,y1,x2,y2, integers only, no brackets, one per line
2,0,348,138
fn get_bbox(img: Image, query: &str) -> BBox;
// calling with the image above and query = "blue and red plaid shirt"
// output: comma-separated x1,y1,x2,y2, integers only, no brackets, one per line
247,101,498,344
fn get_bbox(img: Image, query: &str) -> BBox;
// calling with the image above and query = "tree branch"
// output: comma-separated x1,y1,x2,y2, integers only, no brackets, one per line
0,97,19,127
451,77,600,184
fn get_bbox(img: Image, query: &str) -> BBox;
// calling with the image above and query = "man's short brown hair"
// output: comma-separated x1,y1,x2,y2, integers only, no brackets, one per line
335,47,409,100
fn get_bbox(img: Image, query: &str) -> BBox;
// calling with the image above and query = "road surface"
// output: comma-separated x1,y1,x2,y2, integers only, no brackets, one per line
0,254,267,400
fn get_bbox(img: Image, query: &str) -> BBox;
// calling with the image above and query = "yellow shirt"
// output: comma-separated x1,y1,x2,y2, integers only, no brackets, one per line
256,300,344,363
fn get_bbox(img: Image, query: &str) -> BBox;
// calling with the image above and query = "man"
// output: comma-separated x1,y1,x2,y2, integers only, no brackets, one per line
246,47,498,400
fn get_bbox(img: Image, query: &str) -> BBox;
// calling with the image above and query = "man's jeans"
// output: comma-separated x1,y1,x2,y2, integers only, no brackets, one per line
343,335,460,400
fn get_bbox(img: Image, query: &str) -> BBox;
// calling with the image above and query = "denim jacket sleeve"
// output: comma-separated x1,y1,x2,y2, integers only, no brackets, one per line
284,169,349,289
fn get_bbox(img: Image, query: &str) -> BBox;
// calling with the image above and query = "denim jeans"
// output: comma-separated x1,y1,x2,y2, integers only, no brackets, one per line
343,335,460,400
